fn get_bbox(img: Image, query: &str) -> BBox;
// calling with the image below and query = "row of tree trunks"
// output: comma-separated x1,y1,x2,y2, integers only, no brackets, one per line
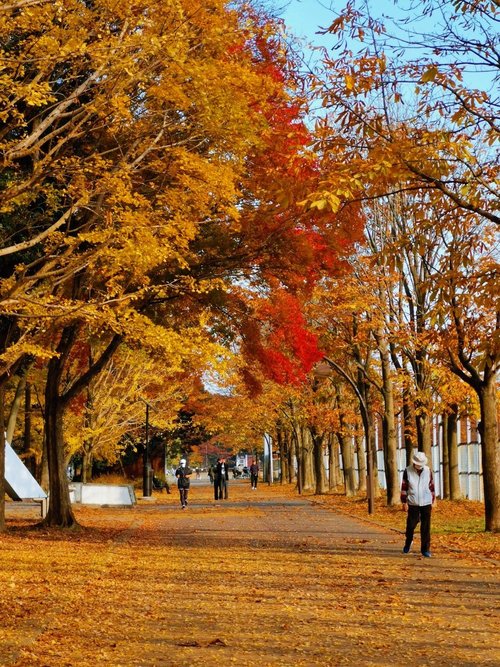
1,361,493,529
274,398,476,512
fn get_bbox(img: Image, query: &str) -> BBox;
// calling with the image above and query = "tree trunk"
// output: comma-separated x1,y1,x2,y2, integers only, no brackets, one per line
402,387,415,466
331,434,341,488
82,447,93,484
310,427,327,495
442,413,450,499
478,380,499,532
328,435,334,490
294,428,302,494
416,412,432,461
42,328,121,526
6,373,27,444
382,412,399,505
301,428,314,491
287,428,295,484
337,430,356,496
366,405,380,498
355,432,366,493
42,351,77,528
328,434,339,490
447,406,461,501
23,381,36,476
278,428,288,485
378,341,399,505
40,430,49,491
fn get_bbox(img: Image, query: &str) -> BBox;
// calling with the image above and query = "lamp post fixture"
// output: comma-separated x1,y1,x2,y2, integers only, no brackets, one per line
141,399,153,497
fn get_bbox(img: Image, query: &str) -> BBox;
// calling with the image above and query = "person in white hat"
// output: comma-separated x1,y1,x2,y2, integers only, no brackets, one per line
400,450,435,557
175,458,192,509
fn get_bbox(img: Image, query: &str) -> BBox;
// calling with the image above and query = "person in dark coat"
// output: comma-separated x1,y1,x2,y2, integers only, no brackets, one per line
214,457,229,500
175,458,192,509
249,459,259,490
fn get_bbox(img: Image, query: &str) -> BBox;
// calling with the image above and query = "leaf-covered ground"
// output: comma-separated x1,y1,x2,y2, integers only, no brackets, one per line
312,489,499,563
1,481,499,666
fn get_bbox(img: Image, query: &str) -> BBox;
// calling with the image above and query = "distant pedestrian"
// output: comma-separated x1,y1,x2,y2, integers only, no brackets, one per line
249,459,259,490
208,465,214,485
175,458,192,509
401,451,435,557
214,457,229,500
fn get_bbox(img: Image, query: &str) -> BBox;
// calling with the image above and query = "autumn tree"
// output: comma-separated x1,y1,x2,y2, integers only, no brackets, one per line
429,218,499,530
64,345,192,482
0,0,369,528
303,0,499,528
1,0,313,526
304,0,499,223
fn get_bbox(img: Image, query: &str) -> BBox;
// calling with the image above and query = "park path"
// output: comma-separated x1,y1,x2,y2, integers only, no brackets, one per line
1,481,499,667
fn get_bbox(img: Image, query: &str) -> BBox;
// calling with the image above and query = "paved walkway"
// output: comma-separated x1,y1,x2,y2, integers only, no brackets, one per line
140,483,499,665
2,482,499,666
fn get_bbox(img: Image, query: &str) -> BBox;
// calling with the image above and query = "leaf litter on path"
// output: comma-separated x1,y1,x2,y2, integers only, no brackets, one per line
1,482,498,666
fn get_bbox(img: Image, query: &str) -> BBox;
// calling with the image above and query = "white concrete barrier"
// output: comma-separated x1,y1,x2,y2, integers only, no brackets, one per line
69,482,136,506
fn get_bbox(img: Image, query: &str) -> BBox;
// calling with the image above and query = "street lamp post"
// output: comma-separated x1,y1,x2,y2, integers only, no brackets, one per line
142,400,153,497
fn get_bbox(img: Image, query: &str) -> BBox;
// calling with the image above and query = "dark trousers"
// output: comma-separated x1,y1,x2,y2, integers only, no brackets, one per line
215,477,228,499
251,473,258,488
405,504,432,553
179,488,188,507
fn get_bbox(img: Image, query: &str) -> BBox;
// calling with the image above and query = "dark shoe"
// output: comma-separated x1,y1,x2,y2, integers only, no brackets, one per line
422,551,432,558
402,543,412,554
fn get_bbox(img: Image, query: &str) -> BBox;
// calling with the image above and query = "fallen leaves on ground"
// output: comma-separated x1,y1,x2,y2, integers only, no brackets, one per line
0,481,498,666
310,487,499,562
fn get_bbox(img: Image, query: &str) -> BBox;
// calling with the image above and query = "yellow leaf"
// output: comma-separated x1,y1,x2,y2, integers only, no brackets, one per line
345,74,355,91
420,66,438,83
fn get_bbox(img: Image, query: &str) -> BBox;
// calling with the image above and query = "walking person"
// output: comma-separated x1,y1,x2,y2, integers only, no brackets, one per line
175,458,192,509
249,459,259,490
215,456,229,500
213,458,221,499
401,451,435,557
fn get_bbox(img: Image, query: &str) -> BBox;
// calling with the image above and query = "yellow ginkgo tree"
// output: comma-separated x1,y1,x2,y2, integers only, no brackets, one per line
0,0,314,527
